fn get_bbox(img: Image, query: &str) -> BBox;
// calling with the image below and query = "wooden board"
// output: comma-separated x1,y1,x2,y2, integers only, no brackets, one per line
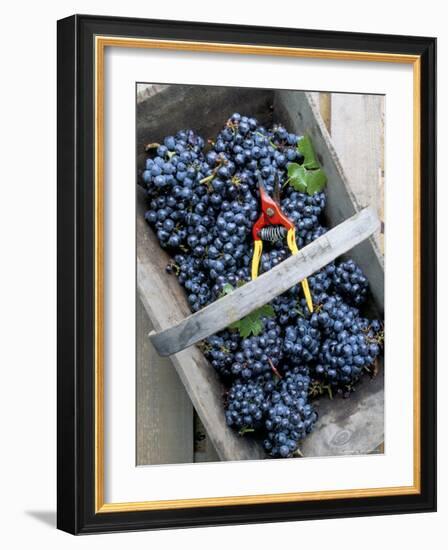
137,83,168,104
149,207,379,357
301,362,384,457
137,187,265,462
330,93,385,254
193,413,220,463
136,297,194,465
330,93,384,214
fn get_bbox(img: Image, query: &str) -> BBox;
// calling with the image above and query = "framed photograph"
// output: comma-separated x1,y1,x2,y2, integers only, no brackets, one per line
57,14,436,534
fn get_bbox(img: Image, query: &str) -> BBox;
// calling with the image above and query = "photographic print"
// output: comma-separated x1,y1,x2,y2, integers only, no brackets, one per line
136,84,385,465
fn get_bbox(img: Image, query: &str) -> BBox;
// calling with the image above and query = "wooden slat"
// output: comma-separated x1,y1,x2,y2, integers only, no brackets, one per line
137,83,169,104
137,187,265,462
319,92,332,132
136,297,194,465
193,413,220,463
149,207,380,357
330,93,385,254
330,93,384,215
301,361,384,457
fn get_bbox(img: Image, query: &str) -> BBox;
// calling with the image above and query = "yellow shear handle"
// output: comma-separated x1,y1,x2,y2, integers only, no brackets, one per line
251,240,263,280
287,228,314,313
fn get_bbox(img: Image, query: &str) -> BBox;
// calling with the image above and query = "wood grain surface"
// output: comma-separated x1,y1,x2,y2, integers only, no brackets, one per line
136,297,194,465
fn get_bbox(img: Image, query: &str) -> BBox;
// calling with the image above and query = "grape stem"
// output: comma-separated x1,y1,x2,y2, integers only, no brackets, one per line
268,358,282,379
144,142,161,152
239,427,255,436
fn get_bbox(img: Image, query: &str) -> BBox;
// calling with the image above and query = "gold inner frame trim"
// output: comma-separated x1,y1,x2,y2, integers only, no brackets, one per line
94,35,421,513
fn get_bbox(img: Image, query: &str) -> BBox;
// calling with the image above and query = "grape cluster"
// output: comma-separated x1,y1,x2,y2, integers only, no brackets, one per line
315,328,381,391
225,378,269,431
330,259,369,306
143,130,209,250
272,289,303,326
307,264,334,300
283,318,321,364
167,254,211,311
311,295,360,336
281,191,327,248
230,319,284,379
140,112,384,459
203,330,241,378
260,248,288,274
263,367,318,458
311,295,383,392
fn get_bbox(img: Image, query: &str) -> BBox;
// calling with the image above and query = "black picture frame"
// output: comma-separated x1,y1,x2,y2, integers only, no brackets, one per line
57,14,436,534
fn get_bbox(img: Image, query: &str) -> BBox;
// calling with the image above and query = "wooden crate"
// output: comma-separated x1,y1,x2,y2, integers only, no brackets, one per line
136,85,384,463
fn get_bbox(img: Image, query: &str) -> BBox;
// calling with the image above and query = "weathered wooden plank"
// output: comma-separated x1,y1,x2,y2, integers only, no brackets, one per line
330,93,384,215
137,187,265,462
193,413,221,463
312,91,385,253
136,297,194,465
330,93,385,253
319,92,332,132
149,207,380,357
301,362,384,457
273,91,384,312
137,83,169,104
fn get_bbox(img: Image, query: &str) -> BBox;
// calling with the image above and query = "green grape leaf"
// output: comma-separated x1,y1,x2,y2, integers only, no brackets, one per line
297,135,320,170
228,303,275,338
287,163,307,193
221,283,234,296
284,135,328,195
257,304,275,318
287,136,327,195
242,317,262,338
305,168,327,195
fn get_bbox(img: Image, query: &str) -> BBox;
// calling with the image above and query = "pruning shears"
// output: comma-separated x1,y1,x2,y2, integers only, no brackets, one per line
251,175,314,313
